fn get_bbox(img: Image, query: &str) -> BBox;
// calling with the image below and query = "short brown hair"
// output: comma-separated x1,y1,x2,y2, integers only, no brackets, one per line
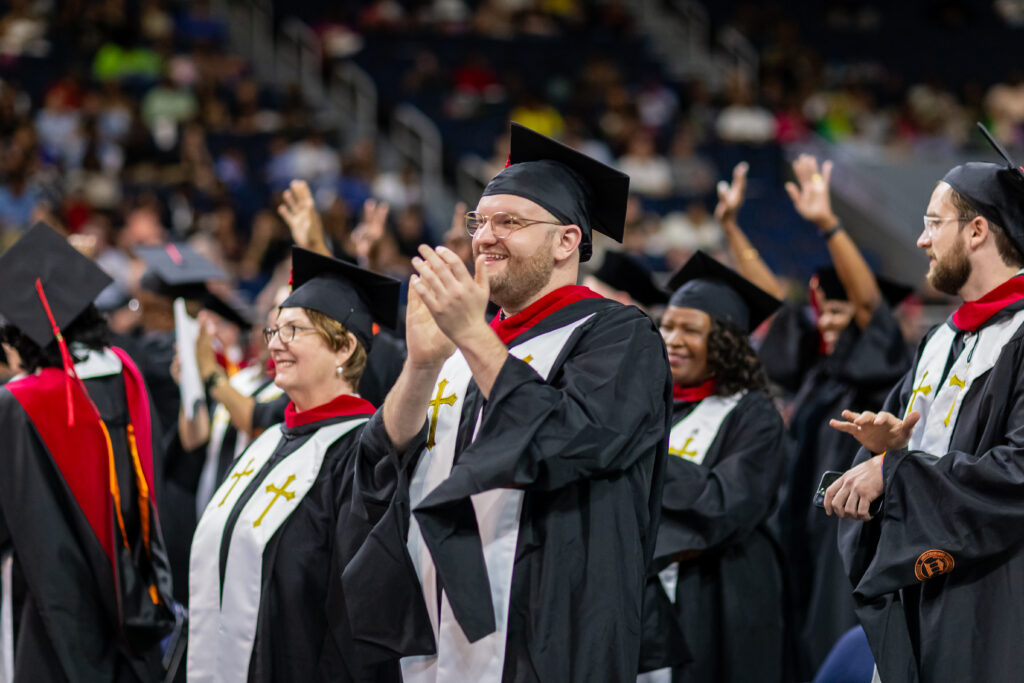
948,188,1024,267
304,308,367,387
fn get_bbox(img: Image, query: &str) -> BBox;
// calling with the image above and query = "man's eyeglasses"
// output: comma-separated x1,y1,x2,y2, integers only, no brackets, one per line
465,211,563,238
263,323,315,344
922,215,972,238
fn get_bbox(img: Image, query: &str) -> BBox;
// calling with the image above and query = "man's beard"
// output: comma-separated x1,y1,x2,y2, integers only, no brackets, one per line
484,235,556,312
929,238,971,295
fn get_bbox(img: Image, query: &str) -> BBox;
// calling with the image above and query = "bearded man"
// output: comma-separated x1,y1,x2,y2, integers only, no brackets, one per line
346,123,672,683
825,126,1024,682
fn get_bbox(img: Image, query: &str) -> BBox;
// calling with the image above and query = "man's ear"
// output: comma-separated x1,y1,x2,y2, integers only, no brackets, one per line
967,215,989,250
554,224,583,262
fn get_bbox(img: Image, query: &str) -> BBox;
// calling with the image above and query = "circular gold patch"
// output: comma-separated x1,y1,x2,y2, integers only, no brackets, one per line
914,549,954,581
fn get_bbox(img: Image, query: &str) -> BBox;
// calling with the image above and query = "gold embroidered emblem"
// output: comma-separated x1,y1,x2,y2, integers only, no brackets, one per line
521,354,533,364
906,371,932,415
219,457,255,507
253,473,297,527
427,379,458,450
668,429,699,460
943,374,966,427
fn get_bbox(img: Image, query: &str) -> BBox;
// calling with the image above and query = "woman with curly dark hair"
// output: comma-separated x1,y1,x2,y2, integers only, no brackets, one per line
639,251,790,683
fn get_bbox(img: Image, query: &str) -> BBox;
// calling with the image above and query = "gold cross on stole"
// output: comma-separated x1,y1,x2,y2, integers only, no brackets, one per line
426,378,457,450
253,474,296,527
669,429,699,459
219,457,256,507
944,374,966,427
906,371,932,415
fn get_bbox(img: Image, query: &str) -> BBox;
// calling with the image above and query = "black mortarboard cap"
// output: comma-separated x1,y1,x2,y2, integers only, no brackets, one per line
281,247,400,350
940,122,1024,258
812,267,913,307
136,243,227,298
593,251,668,307
0,223,113,347
481,123,630,262
667,251,782,333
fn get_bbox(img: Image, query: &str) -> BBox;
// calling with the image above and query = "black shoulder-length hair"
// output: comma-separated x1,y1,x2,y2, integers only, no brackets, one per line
1,304,110,374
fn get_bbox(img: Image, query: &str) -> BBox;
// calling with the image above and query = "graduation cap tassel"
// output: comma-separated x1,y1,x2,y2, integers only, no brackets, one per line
34,278,77,427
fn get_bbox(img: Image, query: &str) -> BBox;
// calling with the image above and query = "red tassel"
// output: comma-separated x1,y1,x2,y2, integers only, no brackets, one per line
34,278,77,426
504,153,511,168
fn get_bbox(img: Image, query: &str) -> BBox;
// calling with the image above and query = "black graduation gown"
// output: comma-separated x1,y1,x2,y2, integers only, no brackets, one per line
837,303,1024,683
761,303,910,675
0,357,175,682
649,391,790,683
347,297,672,682
208,412,401,683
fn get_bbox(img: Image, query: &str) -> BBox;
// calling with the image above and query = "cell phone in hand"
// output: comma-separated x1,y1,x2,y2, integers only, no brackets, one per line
813,469,884,517
813,470,843,509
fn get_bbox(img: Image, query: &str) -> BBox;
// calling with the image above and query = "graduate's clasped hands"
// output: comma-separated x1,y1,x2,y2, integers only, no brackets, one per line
410,245,491,348
823,409,922,520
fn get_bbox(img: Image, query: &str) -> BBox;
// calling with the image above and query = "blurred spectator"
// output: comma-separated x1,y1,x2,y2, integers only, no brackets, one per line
716,72,776,144
617,129,673,198
668,125,717,197
509,91,564,139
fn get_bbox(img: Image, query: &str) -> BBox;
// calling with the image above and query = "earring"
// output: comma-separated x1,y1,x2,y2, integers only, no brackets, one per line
335,365,344,377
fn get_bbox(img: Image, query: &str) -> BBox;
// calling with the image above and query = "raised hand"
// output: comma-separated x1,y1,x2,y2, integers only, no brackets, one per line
784,154,839,231
278,180,328,255
195,322,218,380
714,162,749,224
411,245,490,348
404,278,455,368
829,409,921,454
351,199,390,265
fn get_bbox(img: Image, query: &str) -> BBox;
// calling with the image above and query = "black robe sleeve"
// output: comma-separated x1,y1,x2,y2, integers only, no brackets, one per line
341,412,436,661
656,392,789,559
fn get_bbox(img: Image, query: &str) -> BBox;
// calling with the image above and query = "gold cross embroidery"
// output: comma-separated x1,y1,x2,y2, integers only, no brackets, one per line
218,457,255,507
943,374,966,427
253,474,296,527
521,354,533,364
906,371,932,415
427,379,458,450
668,429,699,459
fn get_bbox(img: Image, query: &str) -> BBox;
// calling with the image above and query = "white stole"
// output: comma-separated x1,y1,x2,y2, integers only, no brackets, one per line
905,308,1024,455
187,417,366,683
195,368,284,517
402,314,594,683
666,392,745,466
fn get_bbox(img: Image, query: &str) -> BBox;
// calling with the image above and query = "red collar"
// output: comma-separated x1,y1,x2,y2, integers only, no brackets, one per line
490,285,602,345
952,275,1024,332
284,394,376,429
673,378,716,402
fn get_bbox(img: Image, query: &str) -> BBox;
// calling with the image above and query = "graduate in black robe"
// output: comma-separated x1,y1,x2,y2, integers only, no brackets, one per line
639,252,790,683
120,243,252,606
713,157,912,674
0,224,175,682
828,139,1024,682
187,248,403,682
345,123,670,682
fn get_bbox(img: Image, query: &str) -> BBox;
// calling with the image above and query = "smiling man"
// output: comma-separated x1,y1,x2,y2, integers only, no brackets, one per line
350,123,672,683
825,127,1024,682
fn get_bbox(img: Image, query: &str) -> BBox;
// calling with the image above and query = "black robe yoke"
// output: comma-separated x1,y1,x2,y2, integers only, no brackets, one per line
0,361,174,682
762,303,910,674
349,297,672,683
218,414,399,683
650,391,789,683
838,308,1024,683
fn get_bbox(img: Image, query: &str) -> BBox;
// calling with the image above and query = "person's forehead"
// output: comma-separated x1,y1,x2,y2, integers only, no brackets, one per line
926,181,955,216
662,305,712,327
476,193,556,220
276,306,312,325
